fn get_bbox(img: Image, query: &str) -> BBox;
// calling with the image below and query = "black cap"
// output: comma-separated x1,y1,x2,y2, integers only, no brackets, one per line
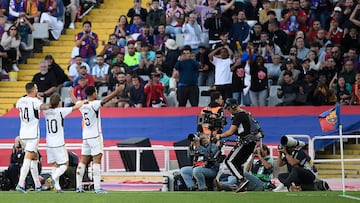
224,98,238,109
302,58,310,64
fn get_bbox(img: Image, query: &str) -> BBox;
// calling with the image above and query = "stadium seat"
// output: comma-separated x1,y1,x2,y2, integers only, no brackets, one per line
267,85,282,106
98,86,108,99
198,86,211,107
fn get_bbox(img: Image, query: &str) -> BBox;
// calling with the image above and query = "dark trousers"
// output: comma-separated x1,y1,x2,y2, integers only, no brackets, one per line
7,163,20,189
225,141,256,180
177,85,199,107
278,166,316,188
215,84,232,101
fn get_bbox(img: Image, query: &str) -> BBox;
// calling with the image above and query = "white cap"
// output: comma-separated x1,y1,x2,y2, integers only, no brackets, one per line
334,7,342,12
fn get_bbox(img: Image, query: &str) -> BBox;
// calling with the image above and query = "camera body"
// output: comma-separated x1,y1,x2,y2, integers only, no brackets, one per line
197,110,226,132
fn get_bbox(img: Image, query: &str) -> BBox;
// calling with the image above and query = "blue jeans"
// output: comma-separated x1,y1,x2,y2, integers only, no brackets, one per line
82,55,96,70
180,166,218,190
233,92,251,106
244,172,265,191
219,174,238,191
165,26,182,37
249,89,268,106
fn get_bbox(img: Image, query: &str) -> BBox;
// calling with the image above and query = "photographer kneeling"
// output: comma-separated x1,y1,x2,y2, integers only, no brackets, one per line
180,133,219,191
273,136,316,192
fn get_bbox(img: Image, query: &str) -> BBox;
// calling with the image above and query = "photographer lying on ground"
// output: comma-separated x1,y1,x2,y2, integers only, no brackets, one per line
216,144,274,192
180,133,219,191
273,136,316,192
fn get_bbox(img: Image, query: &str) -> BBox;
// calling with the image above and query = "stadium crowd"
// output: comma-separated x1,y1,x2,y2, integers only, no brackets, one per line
2,0,360,107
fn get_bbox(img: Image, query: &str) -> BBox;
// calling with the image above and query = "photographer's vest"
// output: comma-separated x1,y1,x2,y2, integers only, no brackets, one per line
199,106,223,135
251,157,273,183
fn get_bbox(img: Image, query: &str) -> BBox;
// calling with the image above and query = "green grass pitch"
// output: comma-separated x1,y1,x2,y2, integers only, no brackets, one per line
0,191,359,203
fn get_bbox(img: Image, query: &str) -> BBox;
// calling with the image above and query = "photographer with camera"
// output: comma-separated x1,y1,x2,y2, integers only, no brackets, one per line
180,133,219,191
215,98,263,192
273,136,316,192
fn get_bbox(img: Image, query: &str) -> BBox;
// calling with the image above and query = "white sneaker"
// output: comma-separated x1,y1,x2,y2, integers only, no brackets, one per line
12,64,19,72
272,183,288,192
1,69,8,75
69,22,75,29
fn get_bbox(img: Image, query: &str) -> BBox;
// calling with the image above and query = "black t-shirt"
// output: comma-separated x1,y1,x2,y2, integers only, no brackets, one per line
32,71,57,93
231,111,251,137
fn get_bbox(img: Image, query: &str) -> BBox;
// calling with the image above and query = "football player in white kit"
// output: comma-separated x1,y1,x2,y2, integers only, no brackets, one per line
15,82,50,193
75,85,124,194
44,93,87,193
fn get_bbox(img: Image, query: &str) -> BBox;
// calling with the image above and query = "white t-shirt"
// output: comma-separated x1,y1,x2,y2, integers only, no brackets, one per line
43,107,73,147
16,96,43,139
68,62,91,77
79,100,102,139
211,57,233,85
92,63,109,78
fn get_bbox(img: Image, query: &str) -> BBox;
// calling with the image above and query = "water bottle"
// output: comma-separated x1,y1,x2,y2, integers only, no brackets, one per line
161,176,169,192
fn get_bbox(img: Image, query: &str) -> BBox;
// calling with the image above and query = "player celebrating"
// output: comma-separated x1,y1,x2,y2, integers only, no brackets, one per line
15,82,50,193
75,85,124,194
44,94,87,193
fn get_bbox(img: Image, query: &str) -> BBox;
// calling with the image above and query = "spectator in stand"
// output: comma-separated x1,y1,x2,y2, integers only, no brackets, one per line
350,73,360,105
313,74,337,105
248,46,268,106
32,61,57,102
268,21,288,55
127,0,148,25
104,72,131,108
197,44,214,87
111,52,129,70
259,0,273,25
349,4,360,33
144,71,167,107
100,34,121,65
154,23,169,52
7,0,26,23
129,74,146,107
137,24,154,46
341,28,360,55
154,65,170,94
152,51,170,77
277,70,299,106
75,21,99,69
306,20,321,44
262,9,278,33
92,54,110,89
297,71,317,105
295,37,310,61
65,55,91,87
15,14,34,49
114,15,129,47
344,48,359,72
339,0,355,35
1,25,21,73
307,51,321,71
281,46,301,70
40,0,65,40
309,41,326,65
330,46,343,73
278,58,300,85
138,41,155,75
229,53,248,106
146,0,166,34
329,73,352,105
208,45,234,101
339,60,356,85
265,54,282,86
297,58,311,81
124,42,141,71
259,41,283,64
319,57,337,83
204,7,232,48
244,0,262,21
312,28,328,48
174,46,199,106
250,23,262,48
213,32,231,51
165,0,184,38
327,18,343,46
73,64,95,87
182,12,202,51
72,75,88,101
309,0,331,30
63,0,77,29
45,55,69,90
229,10,250,52
107,64,126,91
164,38,181,75
292,31,310,49
128,14,144,37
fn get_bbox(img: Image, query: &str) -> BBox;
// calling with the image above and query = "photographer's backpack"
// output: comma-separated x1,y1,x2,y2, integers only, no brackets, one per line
173,172,187,191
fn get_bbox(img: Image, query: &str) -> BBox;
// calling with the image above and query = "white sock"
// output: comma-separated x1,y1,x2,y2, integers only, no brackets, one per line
18,159,31,188
92,163,101,190
30,160,41,188
76,162,86,189
53,165,67,190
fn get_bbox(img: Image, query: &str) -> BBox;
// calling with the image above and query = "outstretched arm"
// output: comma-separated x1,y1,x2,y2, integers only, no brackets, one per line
101,84,125,106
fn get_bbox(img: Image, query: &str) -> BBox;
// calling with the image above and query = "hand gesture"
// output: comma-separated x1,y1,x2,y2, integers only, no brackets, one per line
115,84,125,92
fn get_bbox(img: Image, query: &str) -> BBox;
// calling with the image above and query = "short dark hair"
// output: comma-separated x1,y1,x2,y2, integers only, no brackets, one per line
284,70,293,77
85,86,96,96
83,21,92,27
210,91,221,103
25,82,36,94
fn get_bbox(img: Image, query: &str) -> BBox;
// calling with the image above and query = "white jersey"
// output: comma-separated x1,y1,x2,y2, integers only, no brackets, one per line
79,100,102,139
16,96,43,139
43,107,73,147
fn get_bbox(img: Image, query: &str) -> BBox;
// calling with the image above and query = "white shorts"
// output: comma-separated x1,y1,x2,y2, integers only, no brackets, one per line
22,138,39,152
47,146,69,165
82,136,103,156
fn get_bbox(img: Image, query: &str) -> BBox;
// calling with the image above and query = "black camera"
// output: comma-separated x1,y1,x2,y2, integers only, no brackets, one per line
197,110,227,131
188,133,200,142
